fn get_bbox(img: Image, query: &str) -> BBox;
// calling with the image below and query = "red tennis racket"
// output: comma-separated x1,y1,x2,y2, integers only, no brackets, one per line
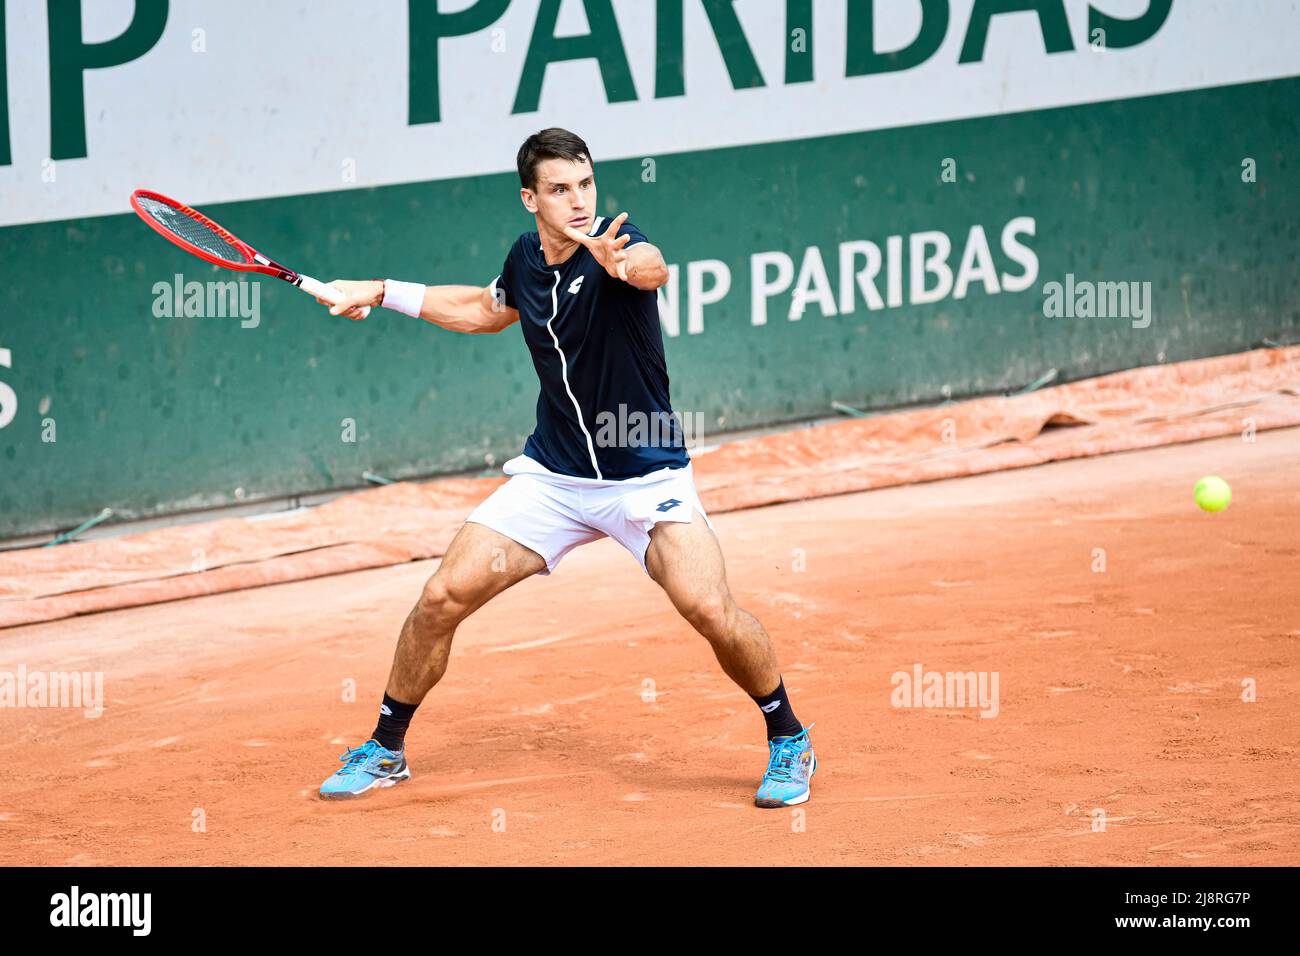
130,189,369,317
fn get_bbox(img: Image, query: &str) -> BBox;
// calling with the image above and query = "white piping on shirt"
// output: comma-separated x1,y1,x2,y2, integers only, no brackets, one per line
544,269,602,479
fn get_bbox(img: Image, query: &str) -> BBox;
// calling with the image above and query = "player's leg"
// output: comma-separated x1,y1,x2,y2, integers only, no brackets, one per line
321,470,604,800
384,520,546,706
319,522,546,800
644,510,816,808
644,510,778,696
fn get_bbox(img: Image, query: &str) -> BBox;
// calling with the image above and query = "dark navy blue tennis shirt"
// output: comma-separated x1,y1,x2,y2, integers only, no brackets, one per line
492,216,689,481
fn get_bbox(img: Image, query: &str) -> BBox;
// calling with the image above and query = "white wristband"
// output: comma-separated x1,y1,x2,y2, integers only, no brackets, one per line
381,279,427,317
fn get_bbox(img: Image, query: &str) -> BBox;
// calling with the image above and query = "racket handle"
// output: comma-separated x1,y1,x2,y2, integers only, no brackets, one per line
298,275,372,319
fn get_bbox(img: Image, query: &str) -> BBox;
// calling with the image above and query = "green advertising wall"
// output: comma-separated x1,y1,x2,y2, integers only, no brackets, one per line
1,77,1297,538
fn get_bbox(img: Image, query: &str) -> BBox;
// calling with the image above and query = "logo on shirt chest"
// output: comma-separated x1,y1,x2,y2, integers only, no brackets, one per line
567,275,585,295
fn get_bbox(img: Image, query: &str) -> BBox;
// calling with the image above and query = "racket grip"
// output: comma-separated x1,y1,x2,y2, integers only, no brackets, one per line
299,275,372,319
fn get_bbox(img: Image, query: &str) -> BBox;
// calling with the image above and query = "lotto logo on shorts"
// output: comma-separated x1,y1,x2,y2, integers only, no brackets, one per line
655,498,682,512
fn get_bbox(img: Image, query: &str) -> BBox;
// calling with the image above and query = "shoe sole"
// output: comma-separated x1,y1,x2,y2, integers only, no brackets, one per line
319,767,412,801
754,753,817,809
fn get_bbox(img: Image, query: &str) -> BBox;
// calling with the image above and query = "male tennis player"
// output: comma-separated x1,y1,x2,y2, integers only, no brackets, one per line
313,128,815,808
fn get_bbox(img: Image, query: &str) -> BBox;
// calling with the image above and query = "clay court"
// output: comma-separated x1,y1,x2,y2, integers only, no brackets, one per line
3,422,1296,867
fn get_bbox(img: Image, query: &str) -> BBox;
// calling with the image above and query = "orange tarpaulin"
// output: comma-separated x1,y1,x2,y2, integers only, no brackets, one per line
3,346,1298,629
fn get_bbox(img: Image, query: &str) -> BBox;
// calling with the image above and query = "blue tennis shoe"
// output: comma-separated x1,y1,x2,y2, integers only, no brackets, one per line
755,724,816,808
319,739,410,800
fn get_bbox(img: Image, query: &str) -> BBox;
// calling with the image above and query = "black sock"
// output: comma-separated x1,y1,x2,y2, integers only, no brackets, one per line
752,677,803,740
371,693,418,752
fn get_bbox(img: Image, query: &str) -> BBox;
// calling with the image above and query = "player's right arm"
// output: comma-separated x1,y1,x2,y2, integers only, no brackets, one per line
315,279,519,334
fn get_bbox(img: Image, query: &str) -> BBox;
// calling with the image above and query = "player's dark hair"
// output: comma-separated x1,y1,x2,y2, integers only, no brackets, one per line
517,128,593,191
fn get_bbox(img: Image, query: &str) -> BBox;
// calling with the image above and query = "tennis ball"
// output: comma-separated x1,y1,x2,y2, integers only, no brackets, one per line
1194,476,1231,512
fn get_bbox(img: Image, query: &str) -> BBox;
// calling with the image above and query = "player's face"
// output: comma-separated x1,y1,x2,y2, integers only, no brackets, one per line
523,157,597,236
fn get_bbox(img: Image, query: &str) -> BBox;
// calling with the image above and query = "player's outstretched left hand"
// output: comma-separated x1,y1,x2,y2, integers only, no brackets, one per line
563,211,631,281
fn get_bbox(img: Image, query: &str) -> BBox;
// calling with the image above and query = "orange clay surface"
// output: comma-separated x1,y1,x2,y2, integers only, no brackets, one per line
1,429,1297,866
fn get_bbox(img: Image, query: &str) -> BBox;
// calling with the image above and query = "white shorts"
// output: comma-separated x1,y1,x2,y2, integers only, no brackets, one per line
465,454,714,575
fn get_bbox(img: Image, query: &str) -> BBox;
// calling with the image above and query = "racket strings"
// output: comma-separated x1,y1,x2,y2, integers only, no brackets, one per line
135,196,248,265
